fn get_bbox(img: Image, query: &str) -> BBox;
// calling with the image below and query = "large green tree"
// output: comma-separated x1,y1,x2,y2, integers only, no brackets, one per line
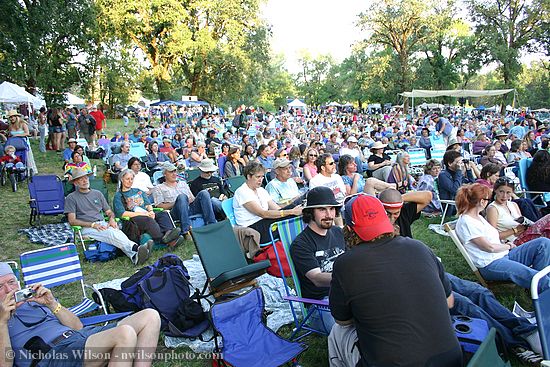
97,0,265,101
0,0,97,105
359,0,431,98
468,0,548,89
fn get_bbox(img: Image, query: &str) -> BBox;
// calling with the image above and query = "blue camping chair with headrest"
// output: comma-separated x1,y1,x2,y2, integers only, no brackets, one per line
531,265,550,360
210,286,306,367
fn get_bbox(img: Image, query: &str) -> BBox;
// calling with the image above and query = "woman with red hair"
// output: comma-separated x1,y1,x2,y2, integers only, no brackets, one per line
455,183,550,291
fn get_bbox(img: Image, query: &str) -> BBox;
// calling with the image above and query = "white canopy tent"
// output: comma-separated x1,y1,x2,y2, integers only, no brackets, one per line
64,93,85,106
287,98,307,108
0,81,46,109
326,101,341,107
400,89,515,116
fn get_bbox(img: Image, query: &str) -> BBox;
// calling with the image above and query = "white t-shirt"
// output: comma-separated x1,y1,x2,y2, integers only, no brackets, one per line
456,214,508,268
132,171,154,193
339,147,360,159
309,173,347,203
233,184,272,227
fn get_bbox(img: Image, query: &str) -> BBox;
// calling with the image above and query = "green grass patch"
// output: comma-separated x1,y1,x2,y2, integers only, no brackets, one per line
0,119,530,366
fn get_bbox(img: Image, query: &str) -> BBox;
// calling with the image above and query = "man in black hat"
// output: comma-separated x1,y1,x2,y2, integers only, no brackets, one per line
290,186,345,333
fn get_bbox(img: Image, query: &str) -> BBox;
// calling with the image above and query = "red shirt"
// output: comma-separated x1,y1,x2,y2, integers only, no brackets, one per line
90,110,106,130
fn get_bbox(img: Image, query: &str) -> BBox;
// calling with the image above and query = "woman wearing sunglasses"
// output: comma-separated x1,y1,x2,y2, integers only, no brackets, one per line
302,147,319,182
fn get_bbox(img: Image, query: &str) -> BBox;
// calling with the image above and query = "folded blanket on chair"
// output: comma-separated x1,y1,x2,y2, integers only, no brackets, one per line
19,223,74,247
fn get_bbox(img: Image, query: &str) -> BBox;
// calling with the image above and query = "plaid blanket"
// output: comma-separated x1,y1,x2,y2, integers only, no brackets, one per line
19,223,74,247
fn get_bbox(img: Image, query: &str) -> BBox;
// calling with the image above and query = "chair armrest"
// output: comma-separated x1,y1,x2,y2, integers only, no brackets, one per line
153,208,164,212
284,295,329,307
71,225,82,231
121,216,130,221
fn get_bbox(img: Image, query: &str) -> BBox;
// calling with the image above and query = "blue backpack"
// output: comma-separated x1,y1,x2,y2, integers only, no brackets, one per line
83,242,119,262
121,254,210,338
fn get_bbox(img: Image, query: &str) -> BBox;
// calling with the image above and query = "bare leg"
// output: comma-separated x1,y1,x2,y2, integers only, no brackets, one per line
117,309,161,367
83,324,136,367
364,177,397,195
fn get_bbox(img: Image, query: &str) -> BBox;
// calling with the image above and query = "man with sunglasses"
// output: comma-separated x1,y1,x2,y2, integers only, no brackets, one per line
265,158,304,208
309,153,347,205
0,263,160,367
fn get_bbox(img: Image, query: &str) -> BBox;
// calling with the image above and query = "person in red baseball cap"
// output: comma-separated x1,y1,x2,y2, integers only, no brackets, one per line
328,194,462,367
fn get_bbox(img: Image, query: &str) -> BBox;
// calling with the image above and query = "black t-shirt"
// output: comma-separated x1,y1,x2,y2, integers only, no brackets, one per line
189,176,226,198
396,202,421,238
290,226,345,300
367,153,390,171
330,236,461,367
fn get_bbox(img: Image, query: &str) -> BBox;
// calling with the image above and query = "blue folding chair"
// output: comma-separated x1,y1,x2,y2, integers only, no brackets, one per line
269,217,331,340
408,148,427,175
221,198,236,225
28,175,65,226
20,244,130,326
210,286,306,367
129,142,148,160
531,265,550,360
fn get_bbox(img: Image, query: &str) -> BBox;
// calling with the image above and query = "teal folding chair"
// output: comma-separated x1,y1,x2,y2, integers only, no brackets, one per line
129,142,148,161
466,328,511,366
408,148,427,175
19,244,130,326
190,220,270,298
269,216,332,340
224,175,246,197
185,169,201,182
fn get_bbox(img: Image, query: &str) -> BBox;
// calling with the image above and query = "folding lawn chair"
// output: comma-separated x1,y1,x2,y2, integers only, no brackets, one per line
224,175,246,197
466,328,511,367
270,217,332,340
221,198,236,225
430,146,446,163
190,220,270,298
184,168,201,182
531,265,550,360
19,244,131,326
129,142,148,161
210,286,306,367
28,175,65,226
408,148,427,175
517,158,550,208
445,223,513,289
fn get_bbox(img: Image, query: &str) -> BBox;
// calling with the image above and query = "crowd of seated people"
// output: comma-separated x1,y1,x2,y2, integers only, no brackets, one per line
5,105,550,366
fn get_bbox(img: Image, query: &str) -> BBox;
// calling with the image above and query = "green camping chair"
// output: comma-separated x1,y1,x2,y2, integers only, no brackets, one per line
190,220,270,298
467,328,511,366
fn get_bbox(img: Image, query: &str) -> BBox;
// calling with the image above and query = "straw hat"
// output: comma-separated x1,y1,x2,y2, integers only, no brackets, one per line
198,158,217,172
370,141,387,151
69,167,93,182
7,110,21,118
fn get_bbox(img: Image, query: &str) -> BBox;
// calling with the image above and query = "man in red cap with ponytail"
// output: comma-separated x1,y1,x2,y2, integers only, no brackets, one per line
328,194,461,367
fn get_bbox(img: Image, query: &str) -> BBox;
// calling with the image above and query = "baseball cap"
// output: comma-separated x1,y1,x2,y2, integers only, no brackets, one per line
347,136,358,143
343,194,394,242
273,158,292,169
163,163,177,172
68,138,77,143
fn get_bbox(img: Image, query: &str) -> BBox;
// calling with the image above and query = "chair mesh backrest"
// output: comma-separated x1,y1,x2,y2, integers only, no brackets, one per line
191,220,248,279
29,175,64,214
221,198,236,225
76,138,89,150
129,142,147,159
20,244,83,289
408,148,427,167
274,217,307,297
186,169,201,181
431,147,445,162
89,178,108,202
225,176,246,194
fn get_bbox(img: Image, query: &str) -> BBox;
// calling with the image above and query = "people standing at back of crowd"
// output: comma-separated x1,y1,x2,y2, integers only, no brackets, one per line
65,107,78,139
77,108,95,145
47,107,65,152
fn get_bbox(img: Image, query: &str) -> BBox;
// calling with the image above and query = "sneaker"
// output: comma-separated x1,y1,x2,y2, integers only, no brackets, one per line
512,346,543,366
182,232,193,242
162,228,180,244
135,243,151,265
168,236,186,248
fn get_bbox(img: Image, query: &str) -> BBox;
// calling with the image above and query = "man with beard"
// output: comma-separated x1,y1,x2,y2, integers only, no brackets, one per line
290,187,345,333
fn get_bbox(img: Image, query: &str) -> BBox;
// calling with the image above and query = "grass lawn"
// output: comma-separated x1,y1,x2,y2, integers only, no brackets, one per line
0,118,532,366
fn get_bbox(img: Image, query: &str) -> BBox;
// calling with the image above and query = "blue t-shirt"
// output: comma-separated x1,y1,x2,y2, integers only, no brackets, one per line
342,174,365,193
